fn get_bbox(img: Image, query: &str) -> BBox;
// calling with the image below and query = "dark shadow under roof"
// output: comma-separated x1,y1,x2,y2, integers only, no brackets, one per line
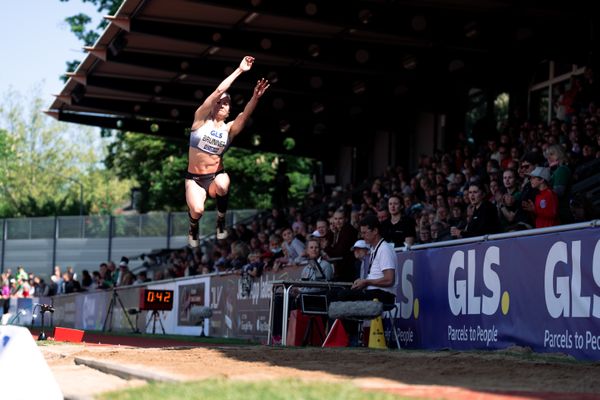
46,0,597,158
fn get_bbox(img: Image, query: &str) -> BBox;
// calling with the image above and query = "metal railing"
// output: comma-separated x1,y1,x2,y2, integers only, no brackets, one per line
1,210,257,240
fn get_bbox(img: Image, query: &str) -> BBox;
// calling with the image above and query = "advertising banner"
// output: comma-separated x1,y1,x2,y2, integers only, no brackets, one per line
394,227,600,360
209,268,302,340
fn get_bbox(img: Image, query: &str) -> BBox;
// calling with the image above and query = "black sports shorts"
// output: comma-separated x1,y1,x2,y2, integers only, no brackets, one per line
185,170,226,192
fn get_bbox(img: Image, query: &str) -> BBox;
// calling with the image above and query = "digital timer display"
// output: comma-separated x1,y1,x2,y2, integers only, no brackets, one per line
139,289,174,311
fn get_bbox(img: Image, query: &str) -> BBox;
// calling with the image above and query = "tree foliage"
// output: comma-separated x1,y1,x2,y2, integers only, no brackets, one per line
0,90,132,217
104,132,187,213
104,130,314,212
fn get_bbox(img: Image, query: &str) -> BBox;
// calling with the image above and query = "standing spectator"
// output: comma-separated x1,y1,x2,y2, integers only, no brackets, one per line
32,276,49,297
544,144,573,224
80,270,93,290
116,258,131,286
381,195,416,248
522,167,559,228
1,275,10,314
450,182,501,238
52,266,64,295
323,209,359,282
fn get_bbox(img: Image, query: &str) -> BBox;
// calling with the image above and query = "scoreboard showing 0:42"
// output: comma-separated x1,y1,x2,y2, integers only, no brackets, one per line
139,289,174,311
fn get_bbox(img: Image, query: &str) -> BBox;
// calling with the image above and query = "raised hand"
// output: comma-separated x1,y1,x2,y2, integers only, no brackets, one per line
253,78,270,98
239,56,255,72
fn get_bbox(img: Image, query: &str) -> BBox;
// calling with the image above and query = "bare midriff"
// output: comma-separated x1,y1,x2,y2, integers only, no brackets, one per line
187,147,223,174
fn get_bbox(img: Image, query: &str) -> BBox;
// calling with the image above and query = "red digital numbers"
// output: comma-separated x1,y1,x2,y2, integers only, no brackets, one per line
140,289,174,311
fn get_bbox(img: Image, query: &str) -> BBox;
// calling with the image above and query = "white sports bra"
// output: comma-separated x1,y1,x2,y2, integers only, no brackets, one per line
189,120,230,155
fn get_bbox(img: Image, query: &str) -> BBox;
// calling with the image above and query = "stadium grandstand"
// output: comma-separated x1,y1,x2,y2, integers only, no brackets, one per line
2,0,600,360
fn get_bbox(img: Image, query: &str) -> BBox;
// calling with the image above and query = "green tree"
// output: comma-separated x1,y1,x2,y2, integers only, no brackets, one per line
104,131,187,213
104,131,314,212
0,90,132,217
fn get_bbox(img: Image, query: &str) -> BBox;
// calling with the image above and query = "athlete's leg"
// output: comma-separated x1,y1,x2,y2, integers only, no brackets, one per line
209,172,231,239
185,179,207,247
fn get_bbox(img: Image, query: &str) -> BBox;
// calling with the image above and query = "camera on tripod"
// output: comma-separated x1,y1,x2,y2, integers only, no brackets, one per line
39,304,55,313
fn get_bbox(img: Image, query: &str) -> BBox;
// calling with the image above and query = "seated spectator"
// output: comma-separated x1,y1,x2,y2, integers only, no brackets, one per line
134,271,151,285
296,238,334,288
350,239,370,280
264,234,285,271
242,251,264,278
281,226,305,263
331,215,397,345
430,221,451,242
271,238,333,342
417,226,432,244
498,191,531,230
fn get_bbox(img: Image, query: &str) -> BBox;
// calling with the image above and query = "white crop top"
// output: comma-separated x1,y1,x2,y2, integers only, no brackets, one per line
189,120,230,156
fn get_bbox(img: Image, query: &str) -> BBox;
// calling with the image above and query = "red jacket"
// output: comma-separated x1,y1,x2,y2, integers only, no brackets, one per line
534,188,559,228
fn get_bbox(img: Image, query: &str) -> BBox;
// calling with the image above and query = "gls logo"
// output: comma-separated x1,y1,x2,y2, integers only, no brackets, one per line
545,240,600,318
398,259,419,319
448,247,510,316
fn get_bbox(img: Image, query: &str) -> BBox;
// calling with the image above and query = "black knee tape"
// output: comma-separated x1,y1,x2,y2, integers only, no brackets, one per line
189,211,201,226
216,193,229,215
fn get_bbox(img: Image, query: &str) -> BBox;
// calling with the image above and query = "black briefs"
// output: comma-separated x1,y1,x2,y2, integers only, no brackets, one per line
185,170,226,192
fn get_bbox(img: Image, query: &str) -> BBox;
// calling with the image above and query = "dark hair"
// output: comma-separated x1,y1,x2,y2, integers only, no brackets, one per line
468,181,486,193
359,214,381,233
521,151,544,166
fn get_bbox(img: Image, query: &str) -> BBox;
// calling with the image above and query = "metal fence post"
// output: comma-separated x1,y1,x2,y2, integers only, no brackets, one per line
108,215,114,262
166,212,172,249
51,215,58,275
1,219,5,274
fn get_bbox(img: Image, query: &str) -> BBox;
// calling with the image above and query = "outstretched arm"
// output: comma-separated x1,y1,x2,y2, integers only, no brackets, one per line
192,56,254,129
229,78,270,138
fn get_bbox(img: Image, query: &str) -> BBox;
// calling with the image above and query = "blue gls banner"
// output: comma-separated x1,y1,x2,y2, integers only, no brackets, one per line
393,226,600,360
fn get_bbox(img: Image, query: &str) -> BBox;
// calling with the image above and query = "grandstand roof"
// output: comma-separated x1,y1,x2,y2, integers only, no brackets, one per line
46,0,596,158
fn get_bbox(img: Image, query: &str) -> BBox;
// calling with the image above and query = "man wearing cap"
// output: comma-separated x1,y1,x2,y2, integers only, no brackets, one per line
111,257,128,287
522,167,559,228
351,239,370,280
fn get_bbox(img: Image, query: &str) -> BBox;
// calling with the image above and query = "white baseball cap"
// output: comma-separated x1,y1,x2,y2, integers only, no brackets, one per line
351,240,369,250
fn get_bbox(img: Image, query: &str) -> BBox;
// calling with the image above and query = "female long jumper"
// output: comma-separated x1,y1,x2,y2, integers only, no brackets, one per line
186,56,270,246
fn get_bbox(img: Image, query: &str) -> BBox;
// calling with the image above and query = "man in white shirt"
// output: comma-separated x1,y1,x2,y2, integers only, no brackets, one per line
331,215,397,346
347,215,397,304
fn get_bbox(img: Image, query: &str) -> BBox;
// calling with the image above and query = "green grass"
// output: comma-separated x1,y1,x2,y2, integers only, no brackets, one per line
97,379,410,400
